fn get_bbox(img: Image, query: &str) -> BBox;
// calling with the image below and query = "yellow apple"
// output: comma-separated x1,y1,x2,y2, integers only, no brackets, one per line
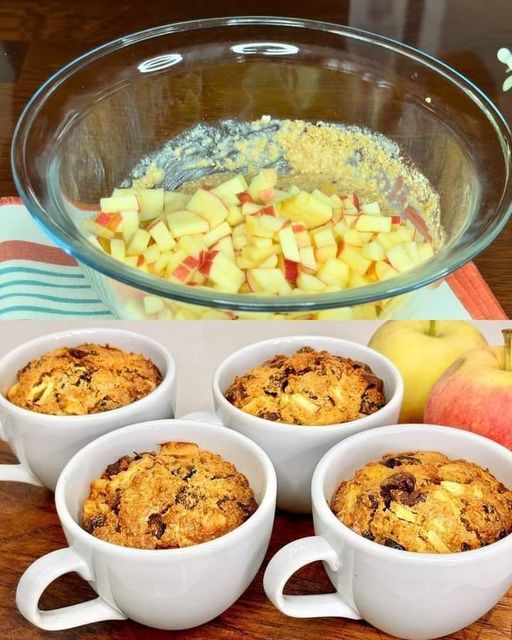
368,320,488,423
424,329,512,449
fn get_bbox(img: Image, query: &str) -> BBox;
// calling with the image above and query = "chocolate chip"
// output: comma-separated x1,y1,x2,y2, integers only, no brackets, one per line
383,538,405,550
110,491,122,515
399,491,426,507
362,532,375,541
83,514,106,533
69,348,88,359
461,543,472,551
368,494,379,510
175,487,199,509
258,411,279,421
263,390,278,397
380,472,416,508
77,371,92,384
182,466,196,481
148,513,166,539
497,530,509,540
381,453,420,469
483,505,490,514
103,455,132,479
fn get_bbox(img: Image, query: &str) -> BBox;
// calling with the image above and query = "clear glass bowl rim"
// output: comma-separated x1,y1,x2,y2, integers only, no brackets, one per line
11,15,512,312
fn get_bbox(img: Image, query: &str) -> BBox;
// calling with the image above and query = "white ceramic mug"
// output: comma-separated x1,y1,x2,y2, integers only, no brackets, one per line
264,424,512,640
16,418,277,631
0,328,176,490
205,335,403,513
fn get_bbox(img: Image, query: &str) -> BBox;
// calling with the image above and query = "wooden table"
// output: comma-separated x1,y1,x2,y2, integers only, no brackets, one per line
0,0,512,316
0,319,511,640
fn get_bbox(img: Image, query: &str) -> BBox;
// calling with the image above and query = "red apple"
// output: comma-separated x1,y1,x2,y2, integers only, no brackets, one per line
424,329,512,449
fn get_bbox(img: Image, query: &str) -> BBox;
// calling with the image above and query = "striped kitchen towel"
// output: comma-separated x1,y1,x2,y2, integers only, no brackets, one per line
0,197,508,320
0,197,112,319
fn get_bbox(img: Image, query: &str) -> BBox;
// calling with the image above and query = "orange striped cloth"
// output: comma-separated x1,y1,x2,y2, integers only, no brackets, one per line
0,197,508,320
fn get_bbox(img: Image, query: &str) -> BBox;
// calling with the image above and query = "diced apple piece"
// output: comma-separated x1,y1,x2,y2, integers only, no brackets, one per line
178,235,207,258
361,240,385,261
200,251,245,293
170,254,200,284
143,296,165,315
299,246,317,271
355,214,392,233
375,261,400,281
136,189,164,221
167,210,209,237
280,191,333,229
312,227,336,248
343,229,365,247
124,256,139,268
247,168,278,202
278,256,299,283
148,220,176,251
353,304,379,320
317,308,354,320
376,231,404,250
418,242,434,263
100,194,139,213
260,187,276,203
187,188,228,228
82,219,115,240
296,273,327,292
272,189,292,203
278,226,301,262
226,205,244,226
126,229,151,256
212,175,248,205
317,258,349,287
142,243,160,264
247,268,291,295
203,221,231,248
403,241,420,264
259,255,279,269
242,202,264,216
315,245,338,263
120,210,139,240
387,243,416,273
232,234,249,250
360,201,381,216
214,236,236,262
153,251,172,273
253,237,273,248
349,271,370,288
110,238,126,261
164,191,190,213
312,189,336,209
343,214,359,228
338,246,372,275
332,220,348,241
241,245,280,267
291,223,311,248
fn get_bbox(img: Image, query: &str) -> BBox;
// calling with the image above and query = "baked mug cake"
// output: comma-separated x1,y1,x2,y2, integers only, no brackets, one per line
16,419,276,630
82,441,258,549
0,328,175,491
224,346,386,425
331,450,512,553
6,343,162,415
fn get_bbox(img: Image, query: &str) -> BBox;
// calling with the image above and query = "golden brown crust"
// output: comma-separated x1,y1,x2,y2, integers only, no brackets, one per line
81,441,258,549
224,347,386,426
6,343,162,415
331,451,512,553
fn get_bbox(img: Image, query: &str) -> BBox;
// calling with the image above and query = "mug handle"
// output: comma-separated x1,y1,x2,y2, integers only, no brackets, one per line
263,536,362,619
0,420,42,486
16,547,127,630
181,411,224,425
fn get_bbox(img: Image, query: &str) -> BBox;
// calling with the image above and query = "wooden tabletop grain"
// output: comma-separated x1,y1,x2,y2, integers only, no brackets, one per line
0,3,511,639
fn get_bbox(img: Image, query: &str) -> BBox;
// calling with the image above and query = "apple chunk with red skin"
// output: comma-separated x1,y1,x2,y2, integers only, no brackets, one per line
424,329,512,449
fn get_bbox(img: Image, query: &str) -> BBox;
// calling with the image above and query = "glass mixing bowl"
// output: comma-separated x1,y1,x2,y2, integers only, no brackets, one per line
11,16,512,319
